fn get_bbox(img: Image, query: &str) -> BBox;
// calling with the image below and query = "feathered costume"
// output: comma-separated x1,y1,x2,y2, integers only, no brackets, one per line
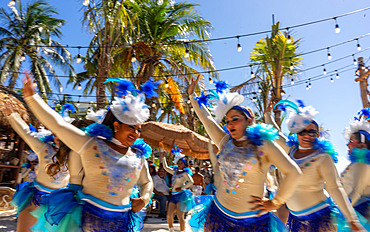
187,81,301,232
341,108,370,228
8,114,69,215
26,78,155,232
274,100,360,232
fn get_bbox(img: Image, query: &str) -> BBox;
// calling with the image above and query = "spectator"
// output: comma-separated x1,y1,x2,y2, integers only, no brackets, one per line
149,164,157,177
188,160,195,172
191,167,205,195
152,167,170,218
200,161,213,186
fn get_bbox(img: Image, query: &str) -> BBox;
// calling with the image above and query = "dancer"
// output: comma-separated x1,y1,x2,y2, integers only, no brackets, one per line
272,100,364,231
23,76,153,231
2,100,69,232
160,146,194,232
187,76,302,232
342,108,370,224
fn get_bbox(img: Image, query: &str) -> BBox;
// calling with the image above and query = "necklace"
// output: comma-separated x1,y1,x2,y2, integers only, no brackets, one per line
111,138,128,148
299,146,312,150
236,136,248,141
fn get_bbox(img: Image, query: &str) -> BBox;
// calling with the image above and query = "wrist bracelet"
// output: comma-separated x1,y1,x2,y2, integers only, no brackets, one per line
271,198,284,207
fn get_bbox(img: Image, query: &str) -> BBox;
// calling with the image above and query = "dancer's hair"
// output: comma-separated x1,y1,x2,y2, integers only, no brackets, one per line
46,119,94,178
353,131,370,149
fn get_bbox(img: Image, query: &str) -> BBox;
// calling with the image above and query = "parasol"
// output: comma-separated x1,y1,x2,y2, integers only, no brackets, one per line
140,121,218,159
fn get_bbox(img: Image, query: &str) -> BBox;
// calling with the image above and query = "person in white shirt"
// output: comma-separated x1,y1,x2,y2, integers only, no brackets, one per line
153,167,171,218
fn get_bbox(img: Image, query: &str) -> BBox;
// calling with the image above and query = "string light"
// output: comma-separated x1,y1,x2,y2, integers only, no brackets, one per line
257,82,262,93
184,42,190,58
32,83,37,87
187,99,191,104
323,65,327,75
208,71,213,84
334,18,340,33
357,39,361,51
20,53,26,62
290,58,293,71
291,78,294,85
8,0,15,8
252,96,257,102
77,83,82,90
83,0,89,6
160,109,164,114
237,36,242,52
157,0,163,5
330,77,334,83
287,33,292,44
152,103,156,108
131,52,136,63
327,47,332,60
165,79,169,88
336,70,339,79
76,46,82,63
250,66,255,78
353,54,357,65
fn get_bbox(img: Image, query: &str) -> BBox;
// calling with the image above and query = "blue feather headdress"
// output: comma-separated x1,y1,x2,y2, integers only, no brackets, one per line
104,78,153,125
210,80,245,123
140,78,163,99
171,146,186,165
274,100,319,133
344,108,370,141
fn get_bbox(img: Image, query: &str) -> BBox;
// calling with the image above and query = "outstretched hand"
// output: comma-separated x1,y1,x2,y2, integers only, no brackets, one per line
350,220,366,232
131,198,145,213
187,74,200,96
22,72,35,98
266,100,277,113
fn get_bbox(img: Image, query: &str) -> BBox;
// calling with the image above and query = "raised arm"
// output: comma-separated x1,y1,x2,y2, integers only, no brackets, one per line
264,140,302,205
7,113,46,155
188,75,226,148
263,111,289,152
347,163,370,205
319,155,358,222
160,152,174,175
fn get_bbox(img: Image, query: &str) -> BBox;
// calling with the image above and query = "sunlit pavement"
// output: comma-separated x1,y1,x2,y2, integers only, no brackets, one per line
0,209,181,232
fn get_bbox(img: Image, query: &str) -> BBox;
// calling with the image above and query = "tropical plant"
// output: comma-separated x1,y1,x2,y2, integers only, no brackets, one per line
0,0,75,99
234,22,302,126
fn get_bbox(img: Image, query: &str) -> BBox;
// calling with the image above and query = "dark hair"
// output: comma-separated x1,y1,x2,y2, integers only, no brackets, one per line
46,119,94,178
149,165,157,176
101,109,118,132
195,167,200,171
353,131,370,149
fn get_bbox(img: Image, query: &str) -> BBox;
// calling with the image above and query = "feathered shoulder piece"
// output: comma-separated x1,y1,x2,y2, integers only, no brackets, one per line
246,123,278,146
173,165,193,175
82,123,113,141
52,103,76,123
131,138,152,159
349,148,370,164
344,108,370,140
286,134,338,163
274,100,318,133
30,126,55,146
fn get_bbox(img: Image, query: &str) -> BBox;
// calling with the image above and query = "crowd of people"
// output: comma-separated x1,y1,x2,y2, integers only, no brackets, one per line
3,74,369,232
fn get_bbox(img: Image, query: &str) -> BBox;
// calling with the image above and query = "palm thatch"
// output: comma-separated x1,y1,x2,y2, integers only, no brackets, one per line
0,85,39,130
140,121,219,160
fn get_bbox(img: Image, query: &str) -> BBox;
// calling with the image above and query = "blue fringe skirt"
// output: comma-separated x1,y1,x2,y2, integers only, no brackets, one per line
188,197,286,232
169,189,195,212
31,188,144,232
354,197,369,220
11,181,55,214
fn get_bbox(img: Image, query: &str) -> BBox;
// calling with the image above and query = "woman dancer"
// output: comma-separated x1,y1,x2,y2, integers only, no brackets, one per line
2,101,69,232
342,108,370,224
22,76,153,231
271,100,363,231
187,76,302,232
160,146,194,232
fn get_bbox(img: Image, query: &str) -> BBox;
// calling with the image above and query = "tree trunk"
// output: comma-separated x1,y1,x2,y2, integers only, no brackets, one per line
356,57,370,108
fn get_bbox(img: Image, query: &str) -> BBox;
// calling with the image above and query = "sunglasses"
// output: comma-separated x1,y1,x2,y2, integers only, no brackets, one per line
297,129,319,137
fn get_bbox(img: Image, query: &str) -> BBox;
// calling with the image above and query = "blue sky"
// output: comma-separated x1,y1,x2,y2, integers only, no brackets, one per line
2,0,370,171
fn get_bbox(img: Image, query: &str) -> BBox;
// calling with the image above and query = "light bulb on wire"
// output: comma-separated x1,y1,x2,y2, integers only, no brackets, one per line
209,77,213,84
152,103,156,108
357,39,361,51
334,18,340,33
252,96,257,102
187,99,191,104
157,0,163,5
336,71,339,79
8,0,15,8
237,36,242,52
77,83,82,90
353,55,357,65
184,48,190,58
323,65,327,75
327,48,332,60
290,59,293,71
165,80,169,88
291,78,294,85
160,109,164,114
76,46,82,63
330,78,334,83
32,82,37,87
20,53,26,62
83,0,89,6
131,53,136,63
287,34,292,44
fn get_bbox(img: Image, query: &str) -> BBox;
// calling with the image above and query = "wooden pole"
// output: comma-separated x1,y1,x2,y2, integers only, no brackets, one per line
355,57,370,108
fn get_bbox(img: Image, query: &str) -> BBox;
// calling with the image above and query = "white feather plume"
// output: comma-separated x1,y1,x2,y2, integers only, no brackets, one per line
344,119,370,140
286,105,319,133
212,92,244,123
110,93,150,125
86,109,107,123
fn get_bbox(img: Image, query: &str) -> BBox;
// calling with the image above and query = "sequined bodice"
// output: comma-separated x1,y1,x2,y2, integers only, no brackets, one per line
171,170,190,190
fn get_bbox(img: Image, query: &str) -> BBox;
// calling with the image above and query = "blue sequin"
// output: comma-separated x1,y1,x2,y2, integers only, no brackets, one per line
242,172,247,176
231,190,236,194
226,189,230,193
108,192,118,196
95,153,100,158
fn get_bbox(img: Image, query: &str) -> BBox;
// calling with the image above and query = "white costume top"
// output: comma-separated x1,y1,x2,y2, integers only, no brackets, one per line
152,175,170,195
8,113,69,189
341,162,370,206
25,94,153,206
190,93,301,213
162,157,194,192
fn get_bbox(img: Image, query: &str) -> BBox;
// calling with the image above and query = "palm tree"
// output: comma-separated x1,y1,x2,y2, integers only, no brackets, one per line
235,22,302,126
0,0,75,99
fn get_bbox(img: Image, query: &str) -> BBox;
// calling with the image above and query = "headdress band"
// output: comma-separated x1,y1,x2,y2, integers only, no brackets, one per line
231,105,252,119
